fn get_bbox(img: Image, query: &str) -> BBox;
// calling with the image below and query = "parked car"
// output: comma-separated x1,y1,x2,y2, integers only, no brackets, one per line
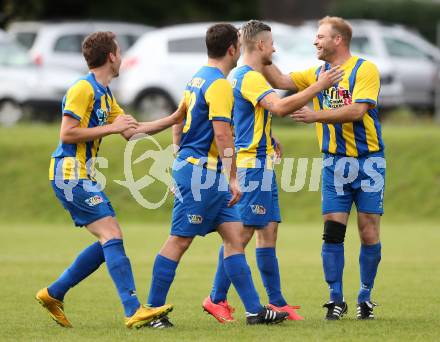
299,20,440,110
117,21,312,120
8,20,153,73
0,33,81,125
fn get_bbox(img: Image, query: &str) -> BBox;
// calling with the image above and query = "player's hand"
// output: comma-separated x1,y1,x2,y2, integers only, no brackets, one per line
290,106,318,124
228,177,242,207
317,65,344,90
111,114,139,133
273,135,282,162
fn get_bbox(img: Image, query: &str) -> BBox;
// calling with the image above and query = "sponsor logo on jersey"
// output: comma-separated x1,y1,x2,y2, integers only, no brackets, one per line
85,195,104,207
322,86,352,109
187,214,203,224
250,204,266,215
96,109,109,126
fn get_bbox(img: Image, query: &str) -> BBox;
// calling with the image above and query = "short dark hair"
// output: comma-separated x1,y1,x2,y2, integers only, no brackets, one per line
205,23,239,58
82,31,118,69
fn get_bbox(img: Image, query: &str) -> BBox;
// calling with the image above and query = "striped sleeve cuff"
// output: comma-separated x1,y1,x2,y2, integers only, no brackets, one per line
257,89,275,103
210,116,231,123
63,110,81,121
354,99,377,106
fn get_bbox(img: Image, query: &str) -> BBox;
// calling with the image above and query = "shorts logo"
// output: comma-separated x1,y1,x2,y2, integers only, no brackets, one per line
250,204,266,215
85,195,104,207
187,214,203,224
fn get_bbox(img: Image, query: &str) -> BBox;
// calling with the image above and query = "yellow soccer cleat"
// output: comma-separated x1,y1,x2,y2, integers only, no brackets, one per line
35,288,73,328
125,304,173,329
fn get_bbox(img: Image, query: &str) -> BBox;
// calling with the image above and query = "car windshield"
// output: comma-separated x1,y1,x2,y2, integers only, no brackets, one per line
0,41,33,66
15,32,37,50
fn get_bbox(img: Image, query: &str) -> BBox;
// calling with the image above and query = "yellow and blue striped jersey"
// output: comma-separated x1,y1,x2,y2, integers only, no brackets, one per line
232,65,276,169
178,65,233,172
49,72,124,180
290,56,384,157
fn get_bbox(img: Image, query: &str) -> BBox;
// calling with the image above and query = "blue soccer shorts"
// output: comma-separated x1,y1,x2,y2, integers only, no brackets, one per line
51,179,115,227
170,160,241,237
322,151,386,215
235,167,281,228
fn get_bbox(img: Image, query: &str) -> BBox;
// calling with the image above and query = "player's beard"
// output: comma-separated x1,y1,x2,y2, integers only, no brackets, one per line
317,45,335,62
262,55,272,66
111,65,120,78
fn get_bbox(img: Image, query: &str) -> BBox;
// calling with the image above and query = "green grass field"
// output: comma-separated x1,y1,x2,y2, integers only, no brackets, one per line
1,222,439,341
0,123,439,341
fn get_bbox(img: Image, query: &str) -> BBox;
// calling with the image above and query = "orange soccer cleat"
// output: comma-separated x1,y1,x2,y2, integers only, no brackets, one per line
202,296,235,323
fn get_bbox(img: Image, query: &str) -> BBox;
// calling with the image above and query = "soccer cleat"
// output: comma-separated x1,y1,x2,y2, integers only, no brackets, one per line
323,301,348,320
357,301,377,320
125,304,173,329
202,296,235,323
35,288,72,328
267,303,304,320
148,316,174,328
246,306,289,325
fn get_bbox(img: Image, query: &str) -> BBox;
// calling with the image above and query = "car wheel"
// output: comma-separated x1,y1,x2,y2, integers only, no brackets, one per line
136,90,176,121
0,100,23,126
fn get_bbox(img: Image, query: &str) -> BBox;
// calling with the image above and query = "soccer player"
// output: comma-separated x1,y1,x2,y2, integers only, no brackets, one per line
36,31,186,329
145,23,291,328
202,20,344,323
263,16,385,320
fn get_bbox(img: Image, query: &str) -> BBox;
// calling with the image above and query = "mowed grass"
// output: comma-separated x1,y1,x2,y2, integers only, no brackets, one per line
1,221,439,341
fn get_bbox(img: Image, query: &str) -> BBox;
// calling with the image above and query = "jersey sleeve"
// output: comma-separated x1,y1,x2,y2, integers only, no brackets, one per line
63,80,94,121
352,61,380,108
289,66,316,91
107,95,125,124
204,78,233,122
241,71,274,106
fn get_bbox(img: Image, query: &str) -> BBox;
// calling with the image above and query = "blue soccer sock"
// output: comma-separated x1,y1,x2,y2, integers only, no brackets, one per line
322,242,345,303
147,254,178,308
256,247,287,307
102,239,140,317
358,242,382,303
210,245,232,304
223,253,263,314
48,241,104,301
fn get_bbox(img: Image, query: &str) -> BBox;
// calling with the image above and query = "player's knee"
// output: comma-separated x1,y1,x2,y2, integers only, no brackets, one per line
171,236,193,252
358,215,380,244
255,227,277,248
223,240,245,254
323,220,347,244
359,226,380,244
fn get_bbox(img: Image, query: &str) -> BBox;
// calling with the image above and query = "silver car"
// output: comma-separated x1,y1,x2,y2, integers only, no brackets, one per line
0,33,81,125
117,21,313,120
8,20,153,73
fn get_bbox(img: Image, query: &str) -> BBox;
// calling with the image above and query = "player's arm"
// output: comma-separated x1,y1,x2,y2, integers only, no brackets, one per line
121,101,187,139
291,103,370,124
292,62,380,124
60,114,139,144
212,121,241,207
259,66,344,117
60,81,138,144
172,121,184,152
206,78,241,206
263,64,297,91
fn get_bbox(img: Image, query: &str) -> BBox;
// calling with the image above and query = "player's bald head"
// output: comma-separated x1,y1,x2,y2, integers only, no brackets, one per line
240,20,272,51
